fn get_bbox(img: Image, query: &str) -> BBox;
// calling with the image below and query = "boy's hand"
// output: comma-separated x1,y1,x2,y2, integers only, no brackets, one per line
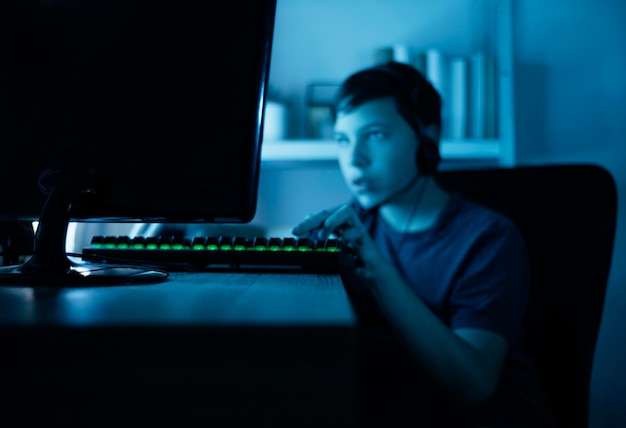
291,209,334,239
292,204,369,251
292,204,365,242
293,204,395,288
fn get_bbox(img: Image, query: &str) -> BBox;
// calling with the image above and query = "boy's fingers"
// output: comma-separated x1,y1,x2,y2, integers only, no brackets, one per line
322,205,356,230
321,204,361,238
292,210,332,236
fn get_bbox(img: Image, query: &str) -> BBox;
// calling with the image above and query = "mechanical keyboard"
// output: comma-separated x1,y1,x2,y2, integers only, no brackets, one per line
82,235,361,272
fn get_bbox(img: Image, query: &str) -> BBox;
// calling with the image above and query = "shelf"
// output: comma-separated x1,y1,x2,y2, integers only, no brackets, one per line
261,139,500,163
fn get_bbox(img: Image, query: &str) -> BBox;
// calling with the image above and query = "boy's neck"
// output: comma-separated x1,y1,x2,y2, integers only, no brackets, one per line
379,177,450,233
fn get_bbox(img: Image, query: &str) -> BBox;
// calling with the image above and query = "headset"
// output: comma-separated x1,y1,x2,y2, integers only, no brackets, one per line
416,137,440,176
377,63,441,176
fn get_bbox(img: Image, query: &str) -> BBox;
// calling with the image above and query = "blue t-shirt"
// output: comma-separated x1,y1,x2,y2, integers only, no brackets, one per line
339,194,554,426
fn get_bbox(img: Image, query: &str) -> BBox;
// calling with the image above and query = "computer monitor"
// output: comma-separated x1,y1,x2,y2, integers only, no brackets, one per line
0,0,276,285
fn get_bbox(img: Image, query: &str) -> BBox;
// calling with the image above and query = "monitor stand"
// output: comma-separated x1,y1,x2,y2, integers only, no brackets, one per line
0,170,168,286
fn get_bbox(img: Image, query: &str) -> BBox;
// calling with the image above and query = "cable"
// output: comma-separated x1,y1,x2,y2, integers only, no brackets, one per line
392,173,430,256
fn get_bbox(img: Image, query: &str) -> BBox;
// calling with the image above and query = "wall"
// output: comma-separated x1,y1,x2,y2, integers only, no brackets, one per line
257,0,626,426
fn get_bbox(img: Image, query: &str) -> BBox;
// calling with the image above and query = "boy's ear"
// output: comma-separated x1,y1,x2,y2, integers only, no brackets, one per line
423,124,440,143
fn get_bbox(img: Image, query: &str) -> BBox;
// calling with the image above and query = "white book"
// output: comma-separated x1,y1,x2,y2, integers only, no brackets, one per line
484,54,498,139
392,44,411,64
449,57,468,140
425,48,446,96
469,52,498,139
425,49,448,136
412,52,427,75
469,51,486,139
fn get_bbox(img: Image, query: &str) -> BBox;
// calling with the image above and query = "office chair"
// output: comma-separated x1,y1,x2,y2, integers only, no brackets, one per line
435,163,617,428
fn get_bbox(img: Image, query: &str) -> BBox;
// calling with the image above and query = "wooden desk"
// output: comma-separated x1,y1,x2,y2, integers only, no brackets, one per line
0,272,357,427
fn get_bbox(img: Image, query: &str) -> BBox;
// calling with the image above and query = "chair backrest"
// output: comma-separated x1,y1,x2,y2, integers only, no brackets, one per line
435,164,617,428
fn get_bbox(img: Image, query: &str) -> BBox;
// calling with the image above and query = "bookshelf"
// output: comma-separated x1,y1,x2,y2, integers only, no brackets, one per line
261,0,514,168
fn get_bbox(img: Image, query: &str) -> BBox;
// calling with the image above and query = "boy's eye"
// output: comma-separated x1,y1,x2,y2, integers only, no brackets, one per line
335,135,349,146
366,130,385,141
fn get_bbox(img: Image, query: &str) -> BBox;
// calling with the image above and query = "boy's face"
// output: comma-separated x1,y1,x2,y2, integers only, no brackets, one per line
334,97,419,210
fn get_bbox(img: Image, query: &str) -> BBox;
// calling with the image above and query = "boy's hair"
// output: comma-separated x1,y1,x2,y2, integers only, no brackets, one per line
333,61,442,141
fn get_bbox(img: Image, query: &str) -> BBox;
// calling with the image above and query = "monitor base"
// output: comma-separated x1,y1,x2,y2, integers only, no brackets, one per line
0,260,168,286
0,169,168,287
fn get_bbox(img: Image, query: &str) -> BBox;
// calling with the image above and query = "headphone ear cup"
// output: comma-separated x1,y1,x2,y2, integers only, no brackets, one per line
416,138,441,175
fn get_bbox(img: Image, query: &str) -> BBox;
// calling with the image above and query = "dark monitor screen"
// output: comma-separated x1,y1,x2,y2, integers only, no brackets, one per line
0,0,276,284
2,0,275,222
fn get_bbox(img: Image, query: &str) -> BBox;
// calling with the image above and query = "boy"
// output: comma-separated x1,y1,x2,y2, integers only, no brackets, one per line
292,62,554,427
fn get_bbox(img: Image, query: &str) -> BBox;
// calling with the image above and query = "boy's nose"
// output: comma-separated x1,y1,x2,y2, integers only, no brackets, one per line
350,138,369,167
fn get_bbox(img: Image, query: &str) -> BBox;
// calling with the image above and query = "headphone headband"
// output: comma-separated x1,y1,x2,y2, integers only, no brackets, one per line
376,63,441,175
